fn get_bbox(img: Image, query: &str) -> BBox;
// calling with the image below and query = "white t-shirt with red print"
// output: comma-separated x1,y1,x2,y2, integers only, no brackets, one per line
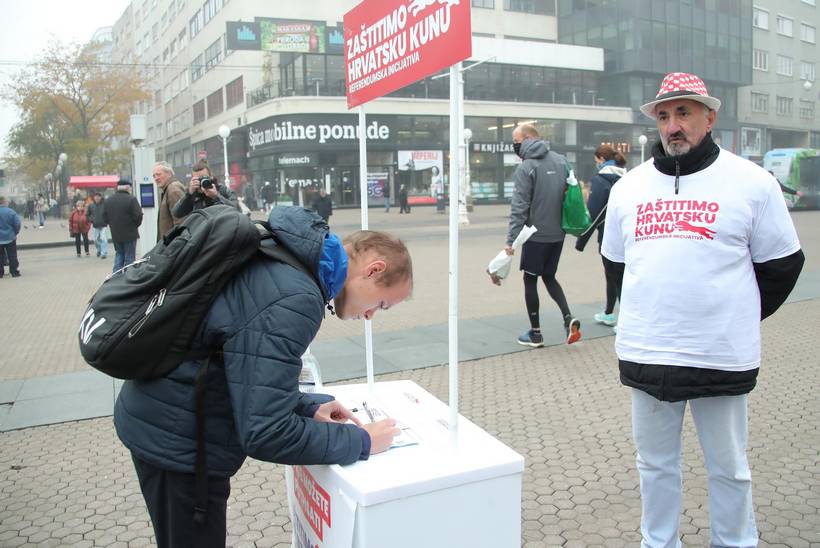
601,149,801,371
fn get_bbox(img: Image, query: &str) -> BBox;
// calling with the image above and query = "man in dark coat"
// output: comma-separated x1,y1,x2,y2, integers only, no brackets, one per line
114,207,413,547
311,188,333,223
86,192,109,259
102,179,143,272
173,160,238,218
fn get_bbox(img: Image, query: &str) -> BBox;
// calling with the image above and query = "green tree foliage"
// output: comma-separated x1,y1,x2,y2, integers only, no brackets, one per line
3,40,149,200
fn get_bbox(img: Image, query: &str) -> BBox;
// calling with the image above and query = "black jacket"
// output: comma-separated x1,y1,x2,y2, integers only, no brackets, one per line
576,164,625,252
102,190,142,243
312,195,333,221
114,207,369,475
173,182,238,218
86,201,108,228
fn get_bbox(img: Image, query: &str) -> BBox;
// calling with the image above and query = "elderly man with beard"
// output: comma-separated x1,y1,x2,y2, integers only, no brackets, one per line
153,161,187,239
602,72,804,548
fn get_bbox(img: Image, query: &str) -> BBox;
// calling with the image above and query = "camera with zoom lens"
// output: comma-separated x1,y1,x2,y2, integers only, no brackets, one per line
199,176,215,190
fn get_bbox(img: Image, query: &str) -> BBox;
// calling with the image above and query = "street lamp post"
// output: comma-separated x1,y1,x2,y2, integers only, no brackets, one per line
639,134,648,164
218,125,231,187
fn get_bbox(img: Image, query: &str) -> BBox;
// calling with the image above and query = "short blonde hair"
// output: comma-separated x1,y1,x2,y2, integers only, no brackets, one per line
343,231,413,289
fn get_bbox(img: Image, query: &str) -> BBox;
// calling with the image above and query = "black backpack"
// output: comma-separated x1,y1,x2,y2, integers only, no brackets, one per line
79,204,320,525
79,204,317,378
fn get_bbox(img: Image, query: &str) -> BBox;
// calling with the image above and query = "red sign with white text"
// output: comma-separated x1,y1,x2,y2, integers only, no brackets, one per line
344,0,472,108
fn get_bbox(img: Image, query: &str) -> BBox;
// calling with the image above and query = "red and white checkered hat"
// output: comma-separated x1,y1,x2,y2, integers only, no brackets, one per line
640,72,722,119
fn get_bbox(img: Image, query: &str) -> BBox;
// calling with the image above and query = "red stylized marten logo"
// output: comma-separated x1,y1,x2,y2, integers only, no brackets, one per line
675,220,716,239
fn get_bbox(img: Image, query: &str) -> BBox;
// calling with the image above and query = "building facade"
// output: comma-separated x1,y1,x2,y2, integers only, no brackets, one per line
737,0,820,161
108,0,642,207
109,0,811,207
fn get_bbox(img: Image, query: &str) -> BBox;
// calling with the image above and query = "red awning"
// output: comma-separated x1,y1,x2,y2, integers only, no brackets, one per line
68,175,121,189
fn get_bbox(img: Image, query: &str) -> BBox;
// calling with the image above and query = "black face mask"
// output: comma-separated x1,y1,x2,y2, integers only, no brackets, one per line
513,142,522,157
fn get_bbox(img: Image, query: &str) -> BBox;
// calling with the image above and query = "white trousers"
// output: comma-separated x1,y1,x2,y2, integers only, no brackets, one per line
631,389,758,548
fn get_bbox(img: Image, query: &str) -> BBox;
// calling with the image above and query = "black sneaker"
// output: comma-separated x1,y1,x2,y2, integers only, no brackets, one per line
517,329,544,348
564,316,582,345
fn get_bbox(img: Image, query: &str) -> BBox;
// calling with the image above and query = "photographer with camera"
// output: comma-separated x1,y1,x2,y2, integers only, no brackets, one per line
173,160,239,220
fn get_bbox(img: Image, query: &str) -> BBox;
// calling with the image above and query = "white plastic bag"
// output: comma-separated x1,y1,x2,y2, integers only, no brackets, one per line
487,225,537,285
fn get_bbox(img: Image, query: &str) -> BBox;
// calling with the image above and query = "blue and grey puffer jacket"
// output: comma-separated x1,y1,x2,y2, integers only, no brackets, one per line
114,207,367,476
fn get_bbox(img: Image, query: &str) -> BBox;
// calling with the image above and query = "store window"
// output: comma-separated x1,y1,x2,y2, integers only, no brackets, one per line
472,0,494,7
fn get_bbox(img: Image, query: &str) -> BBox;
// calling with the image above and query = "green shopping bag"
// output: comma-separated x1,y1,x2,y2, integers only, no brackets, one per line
561,170,592,236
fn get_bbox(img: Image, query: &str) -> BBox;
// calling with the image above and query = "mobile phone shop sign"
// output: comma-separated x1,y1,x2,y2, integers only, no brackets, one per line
344,0,471,108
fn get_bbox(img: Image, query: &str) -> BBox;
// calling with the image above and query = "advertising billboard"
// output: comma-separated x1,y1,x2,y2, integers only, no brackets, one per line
258,18,326,53
343,0,472,108
226,21,261,51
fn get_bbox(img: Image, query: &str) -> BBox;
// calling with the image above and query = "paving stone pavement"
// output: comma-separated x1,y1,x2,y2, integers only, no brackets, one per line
1,298,818,547
1,206,818,546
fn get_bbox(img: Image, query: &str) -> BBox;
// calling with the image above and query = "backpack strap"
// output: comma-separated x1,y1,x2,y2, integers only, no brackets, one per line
192,353,213,526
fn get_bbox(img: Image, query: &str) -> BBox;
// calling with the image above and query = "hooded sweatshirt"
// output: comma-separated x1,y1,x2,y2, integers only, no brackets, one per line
506,139,570,245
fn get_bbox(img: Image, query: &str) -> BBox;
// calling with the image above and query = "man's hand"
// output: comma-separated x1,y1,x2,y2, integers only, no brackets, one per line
504,245,514,256
202,185,219,199
363,419,400,454
486,269,502,286
313,401,363,426
188,178,201,195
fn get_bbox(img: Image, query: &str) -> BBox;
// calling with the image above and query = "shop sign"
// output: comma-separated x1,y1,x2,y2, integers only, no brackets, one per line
326,24,344,55
278,153,315,167
344,0,472,108
286,178,320,188
248,115,394,152
473,142,515,154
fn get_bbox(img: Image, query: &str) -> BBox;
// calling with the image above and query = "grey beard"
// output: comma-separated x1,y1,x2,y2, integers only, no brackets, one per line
663,140,690,157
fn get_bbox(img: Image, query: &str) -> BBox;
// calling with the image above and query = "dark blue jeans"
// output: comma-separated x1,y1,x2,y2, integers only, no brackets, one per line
113,240,137,272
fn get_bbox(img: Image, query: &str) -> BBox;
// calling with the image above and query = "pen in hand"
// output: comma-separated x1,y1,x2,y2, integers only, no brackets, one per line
361,401,376,422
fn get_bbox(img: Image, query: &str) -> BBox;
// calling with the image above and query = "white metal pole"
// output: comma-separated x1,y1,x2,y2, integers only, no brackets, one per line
358,106,375,390
457,67,469,225
448,64,461,444
222,137,229,185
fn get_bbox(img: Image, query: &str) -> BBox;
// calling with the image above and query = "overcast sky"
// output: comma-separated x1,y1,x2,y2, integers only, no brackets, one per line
0,0,132,157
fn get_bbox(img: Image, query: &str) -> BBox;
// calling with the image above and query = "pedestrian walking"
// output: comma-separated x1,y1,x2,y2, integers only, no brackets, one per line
86,192,109,259
506,123,581,347
311,188,333,223
262,181,276,212
103,179,143,272
114,208,413,547
243,182,257,212
575,144,627,329
69,200,91,257
153,161,187,239
398,184,410,214
383,180,391,212
0,196,21,278
602,72,805,548
35,193,46,228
